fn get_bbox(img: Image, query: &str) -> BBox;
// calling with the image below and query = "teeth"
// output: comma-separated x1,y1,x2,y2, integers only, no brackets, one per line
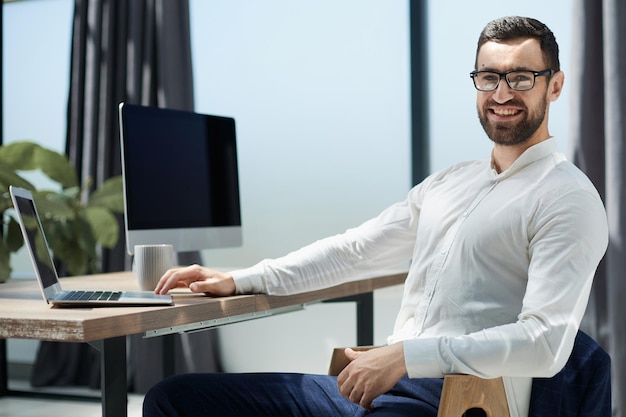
493,108,519,116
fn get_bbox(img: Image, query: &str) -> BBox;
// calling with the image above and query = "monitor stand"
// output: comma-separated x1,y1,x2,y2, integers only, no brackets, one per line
177,251,203,266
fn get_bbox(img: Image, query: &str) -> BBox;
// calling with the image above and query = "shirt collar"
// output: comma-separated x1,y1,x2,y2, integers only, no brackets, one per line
490,137,557,180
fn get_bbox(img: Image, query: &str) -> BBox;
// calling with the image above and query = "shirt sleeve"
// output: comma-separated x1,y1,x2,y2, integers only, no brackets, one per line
403,187,608,379
230,187,424,295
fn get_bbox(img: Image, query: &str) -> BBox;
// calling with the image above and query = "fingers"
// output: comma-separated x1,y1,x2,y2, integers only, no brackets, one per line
188,275,236,296
344,347,360,361
154,264,235,296
154,264,197,294
337,371,374,410
336,344,406,410
347,387,374,410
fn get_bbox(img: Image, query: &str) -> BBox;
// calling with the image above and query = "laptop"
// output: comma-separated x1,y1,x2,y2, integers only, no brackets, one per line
9,186,173,307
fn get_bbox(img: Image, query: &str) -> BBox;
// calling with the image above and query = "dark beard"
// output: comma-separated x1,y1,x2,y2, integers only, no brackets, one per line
478,97,547,146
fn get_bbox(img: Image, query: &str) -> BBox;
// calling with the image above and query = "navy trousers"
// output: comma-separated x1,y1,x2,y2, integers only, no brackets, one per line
143,373,443,417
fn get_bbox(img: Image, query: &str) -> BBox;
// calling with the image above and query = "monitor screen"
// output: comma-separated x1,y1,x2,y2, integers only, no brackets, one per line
119,103,242,255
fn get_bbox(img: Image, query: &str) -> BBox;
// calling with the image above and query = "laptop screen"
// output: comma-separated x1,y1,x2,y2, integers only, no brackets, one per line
12,192,59,289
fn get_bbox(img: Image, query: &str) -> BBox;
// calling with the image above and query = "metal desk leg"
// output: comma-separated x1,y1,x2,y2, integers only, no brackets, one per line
0,339,7,396
162,333,176,378
355,292,374,346
89,337,128,417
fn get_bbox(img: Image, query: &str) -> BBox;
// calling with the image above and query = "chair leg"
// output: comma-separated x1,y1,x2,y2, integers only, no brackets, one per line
437,374,510,417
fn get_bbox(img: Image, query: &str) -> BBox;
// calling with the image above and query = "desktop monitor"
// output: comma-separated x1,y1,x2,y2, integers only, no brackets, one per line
118,103,242,255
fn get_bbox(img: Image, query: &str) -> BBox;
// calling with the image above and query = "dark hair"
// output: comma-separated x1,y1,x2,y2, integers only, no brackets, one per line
475,16,560,71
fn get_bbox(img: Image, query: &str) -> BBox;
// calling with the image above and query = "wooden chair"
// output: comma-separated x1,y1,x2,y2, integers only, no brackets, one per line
437,374,509,417
329,331,611,417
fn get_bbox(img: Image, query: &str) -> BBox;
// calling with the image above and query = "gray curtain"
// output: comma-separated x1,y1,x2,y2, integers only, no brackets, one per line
571,1,626,415
66,0,196,270
30,0,221,393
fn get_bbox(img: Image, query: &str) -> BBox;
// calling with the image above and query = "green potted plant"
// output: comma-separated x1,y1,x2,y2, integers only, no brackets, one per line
0,141,124,282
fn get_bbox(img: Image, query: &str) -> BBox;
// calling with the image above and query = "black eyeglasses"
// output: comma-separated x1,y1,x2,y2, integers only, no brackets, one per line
469,69,556,92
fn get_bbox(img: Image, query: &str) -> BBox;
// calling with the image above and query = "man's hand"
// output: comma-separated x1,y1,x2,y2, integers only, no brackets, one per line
154,264,236,296
336,342,407,409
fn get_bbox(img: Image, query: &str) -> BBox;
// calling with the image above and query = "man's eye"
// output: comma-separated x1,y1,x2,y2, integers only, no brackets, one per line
511,74,531,82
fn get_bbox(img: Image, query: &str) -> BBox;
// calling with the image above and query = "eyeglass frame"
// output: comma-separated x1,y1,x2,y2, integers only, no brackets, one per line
469,69,556,92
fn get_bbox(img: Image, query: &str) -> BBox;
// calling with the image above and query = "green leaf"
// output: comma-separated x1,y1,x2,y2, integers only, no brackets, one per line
33,146,79,188
0,141,78,188
0,141,40,170
58,186,81,202
41,218,72,246
5,216,24,252
0,191,14,213
0,242,12,283
0,142,125,277
32,191,76,221
54,239,89,276
0,166,35,192
85,206,119,248
74,217,97,252
87,176,124,212
46,219,96,276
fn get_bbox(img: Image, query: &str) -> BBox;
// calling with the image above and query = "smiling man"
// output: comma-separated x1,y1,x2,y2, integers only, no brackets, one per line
143,17,608,417
471,21,565,173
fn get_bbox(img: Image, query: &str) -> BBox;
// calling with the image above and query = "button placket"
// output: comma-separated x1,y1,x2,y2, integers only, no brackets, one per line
413,180,498,333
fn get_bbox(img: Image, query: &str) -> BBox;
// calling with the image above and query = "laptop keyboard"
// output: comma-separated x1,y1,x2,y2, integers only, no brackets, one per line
59,291,123,302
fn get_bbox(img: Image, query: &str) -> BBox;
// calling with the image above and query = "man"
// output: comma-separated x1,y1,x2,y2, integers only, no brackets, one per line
143,16,608,417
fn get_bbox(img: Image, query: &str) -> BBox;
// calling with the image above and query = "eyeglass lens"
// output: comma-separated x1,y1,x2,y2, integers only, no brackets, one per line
474,71,535,91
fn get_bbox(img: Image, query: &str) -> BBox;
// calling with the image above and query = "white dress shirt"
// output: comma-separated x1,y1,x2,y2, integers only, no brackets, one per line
231,138,608,417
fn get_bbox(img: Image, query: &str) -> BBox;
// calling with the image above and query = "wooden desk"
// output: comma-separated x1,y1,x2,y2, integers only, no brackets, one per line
0,270,406,417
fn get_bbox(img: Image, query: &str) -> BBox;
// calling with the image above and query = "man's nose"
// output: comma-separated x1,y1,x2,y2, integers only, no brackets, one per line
492,78,514,103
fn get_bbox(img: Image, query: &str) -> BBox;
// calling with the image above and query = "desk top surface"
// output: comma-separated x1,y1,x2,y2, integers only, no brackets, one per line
0,270,406,342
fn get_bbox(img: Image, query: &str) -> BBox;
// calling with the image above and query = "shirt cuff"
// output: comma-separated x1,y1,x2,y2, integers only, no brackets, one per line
230,263,266,294
403,337,444,378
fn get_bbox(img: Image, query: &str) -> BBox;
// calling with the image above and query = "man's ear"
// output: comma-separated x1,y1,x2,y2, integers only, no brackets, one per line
548,70,565,102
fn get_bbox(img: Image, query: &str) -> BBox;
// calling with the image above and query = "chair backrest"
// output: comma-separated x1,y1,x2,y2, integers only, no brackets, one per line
437,374,510,417
528,330,611,417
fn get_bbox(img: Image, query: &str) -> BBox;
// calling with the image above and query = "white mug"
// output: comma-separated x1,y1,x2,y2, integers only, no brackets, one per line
133,244,176,291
